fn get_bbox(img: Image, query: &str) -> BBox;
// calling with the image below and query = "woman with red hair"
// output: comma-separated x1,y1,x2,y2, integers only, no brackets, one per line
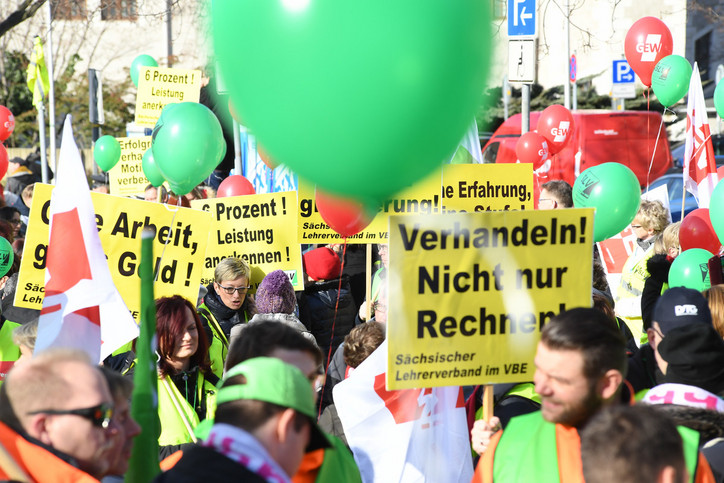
155,295,218,458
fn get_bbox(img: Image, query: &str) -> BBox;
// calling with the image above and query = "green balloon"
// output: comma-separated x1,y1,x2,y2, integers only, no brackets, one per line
93,135,121,172
142,148,164,187
669,248,713,291
212,0,491,205
651,55,692,107
130,54,158,87
573,162,641,242
151,102,225,196
715,81,724,119
0,237,13,278
709,180,724,244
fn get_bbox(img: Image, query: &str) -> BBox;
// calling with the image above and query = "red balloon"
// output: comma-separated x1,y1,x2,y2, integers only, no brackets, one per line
680,208,722,255
315,189,374,238
217,175,256,197
536,105,574,155
515,132,549,169
0,106,14,142
624,17,674,87
0,144,7,179
257,145,277,170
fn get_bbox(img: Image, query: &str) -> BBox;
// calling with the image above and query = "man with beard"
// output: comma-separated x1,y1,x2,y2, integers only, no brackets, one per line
470,308,714,482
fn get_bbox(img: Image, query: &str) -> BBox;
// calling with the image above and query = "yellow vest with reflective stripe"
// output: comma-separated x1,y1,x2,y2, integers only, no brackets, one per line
157,372,217,447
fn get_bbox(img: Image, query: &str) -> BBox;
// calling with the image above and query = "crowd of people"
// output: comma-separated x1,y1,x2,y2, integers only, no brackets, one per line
0,167,721,483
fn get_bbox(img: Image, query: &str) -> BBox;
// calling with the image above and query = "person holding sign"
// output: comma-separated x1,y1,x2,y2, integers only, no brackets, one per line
471,307,715,482
198,257,257,378
155,295,218,459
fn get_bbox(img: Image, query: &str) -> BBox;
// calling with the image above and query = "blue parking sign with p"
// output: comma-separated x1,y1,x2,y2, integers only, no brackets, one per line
613,60,634,84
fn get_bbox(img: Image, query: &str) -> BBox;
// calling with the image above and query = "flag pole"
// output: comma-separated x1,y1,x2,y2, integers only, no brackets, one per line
45,0,57,178
37,102,48,184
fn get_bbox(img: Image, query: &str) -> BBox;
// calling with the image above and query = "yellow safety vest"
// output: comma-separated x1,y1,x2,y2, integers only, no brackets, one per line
157,371,217,447
0,320,21,384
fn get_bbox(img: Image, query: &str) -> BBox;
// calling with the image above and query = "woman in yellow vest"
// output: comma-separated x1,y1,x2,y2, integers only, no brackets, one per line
156,295,218,459
197,257,257,378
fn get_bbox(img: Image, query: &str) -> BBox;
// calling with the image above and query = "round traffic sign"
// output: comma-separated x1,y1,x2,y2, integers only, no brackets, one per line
570,54,577,83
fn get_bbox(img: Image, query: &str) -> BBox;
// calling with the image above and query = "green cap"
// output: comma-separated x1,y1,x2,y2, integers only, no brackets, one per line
219,357,330,451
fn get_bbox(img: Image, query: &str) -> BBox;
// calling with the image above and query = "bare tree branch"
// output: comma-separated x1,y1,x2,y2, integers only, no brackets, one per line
0,0,47,39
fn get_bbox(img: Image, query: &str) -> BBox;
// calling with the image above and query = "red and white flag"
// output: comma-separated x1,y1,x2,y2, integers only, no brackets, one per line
334,341,473,483
35,116,138,363
684,62,718,208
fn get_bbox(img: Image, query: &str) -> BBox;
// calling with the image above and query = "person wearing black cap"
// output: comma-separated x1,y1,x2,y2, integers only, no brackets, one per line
627,287,715,395
154,357,330,483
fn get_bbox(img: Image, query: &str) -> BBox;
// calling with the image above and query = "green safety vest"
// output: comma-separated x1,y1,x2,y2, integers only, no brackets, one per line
493,411,700,483
157,372,217,447
197,305,232,379
0,320,21,384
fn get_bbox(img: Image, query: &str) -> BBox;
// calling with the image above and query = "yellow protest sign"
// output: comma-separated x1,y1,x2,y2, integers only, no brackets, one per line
109,136,151,197
135,66,202,127
16,184,211,318
298,169,442,244
442,164,534,212
191,192,304,291
387,208,594,389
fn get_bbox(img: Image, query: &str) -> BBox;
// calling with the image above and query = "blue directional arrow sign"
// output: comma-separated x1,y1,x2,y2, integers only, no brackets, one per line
612,60,635,84
508,0,537,37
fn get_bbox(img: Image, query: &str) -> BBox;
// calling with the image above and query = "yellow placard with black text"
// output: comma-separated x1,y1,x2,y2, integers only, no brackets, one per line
16,184,211,318
442,163,533,212
135,66,202,127
297,164,534,243
297,170,442,244
109,136,151,197
387,208,594,389
191,192,304,291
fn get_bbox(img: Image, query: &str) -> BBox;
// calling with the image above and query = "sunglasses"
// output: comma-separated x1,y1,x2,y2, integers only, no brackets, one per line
216,284,251,295
28,403,114,429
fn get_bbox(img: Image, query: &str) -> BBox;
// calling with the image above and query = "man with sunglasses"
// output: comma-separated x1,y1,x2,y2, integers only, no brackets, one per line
0,348,118,481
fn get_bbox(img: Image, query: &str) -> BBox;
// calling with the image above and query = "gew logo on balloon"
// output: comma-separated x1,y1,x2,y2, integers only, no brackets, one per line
636,34,662,62
576,171,600,201
551,122,570,143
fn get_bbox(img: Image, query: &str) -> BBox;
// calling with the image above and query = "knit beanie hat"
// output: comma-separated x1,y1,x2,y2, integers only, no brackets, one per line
658,323,724,395
255,270,296,314
303,247,342,281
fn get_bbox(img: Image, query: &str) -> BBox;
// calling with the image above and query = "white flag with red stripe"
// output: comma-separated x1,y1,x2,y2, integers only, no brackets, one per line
334,341,473,483
35,116,138,363
683,62,719,208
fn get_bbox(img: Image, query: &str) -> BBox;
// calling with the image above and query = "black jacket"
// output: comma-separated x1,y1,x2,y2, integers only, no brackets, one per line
298,276,357,366
154,444,268,483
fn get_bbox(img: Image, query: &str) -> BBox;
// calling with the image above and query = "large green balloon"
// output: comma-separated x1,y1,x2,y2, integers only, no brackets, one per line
0,237,13,278
669,248,713,291
151,102,225,196
130,54,158,87
142,148,164,187
573,163,641,242
715,81,724,119
212,0,491,205
651,55,692,107
93,135,121,172
709,180,724,244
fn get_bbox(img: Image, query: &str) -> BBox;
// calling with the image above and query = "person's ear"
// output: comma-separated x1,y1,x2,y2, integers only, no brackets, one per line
597,369,623,401
27,413,52,445
647,328,657,349
0,275,9,293
275,408,297,444
656,465,682,483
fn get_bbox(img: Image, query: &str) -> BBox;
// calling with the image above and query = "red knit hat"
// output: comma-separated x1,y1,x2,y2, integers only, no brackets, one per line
303,247,342,281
